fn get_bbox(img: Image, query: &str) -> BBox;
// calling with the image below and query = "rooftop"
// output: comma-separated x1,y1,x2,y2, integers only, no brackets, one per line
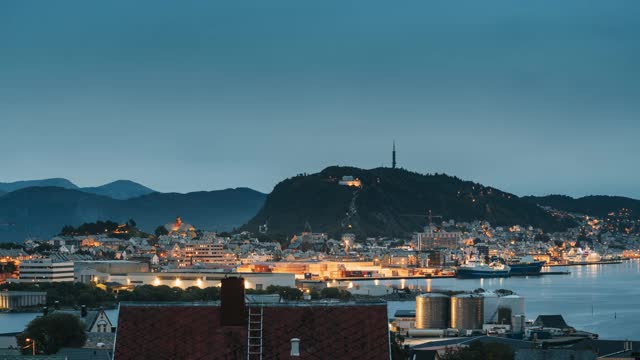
114,302,390,360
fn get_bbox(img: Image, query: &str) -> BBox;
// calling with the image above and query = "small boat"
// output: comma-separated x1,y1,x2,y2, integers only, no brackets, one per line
508,255,546,274
456,257,511,278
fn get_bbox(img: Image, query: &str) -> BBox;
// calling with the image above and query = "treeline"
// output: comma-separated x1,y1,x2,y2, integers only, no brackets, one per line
117,284,351,302
58,219,151,239
1,282,115,307
0,282,353,308
117,285,220,302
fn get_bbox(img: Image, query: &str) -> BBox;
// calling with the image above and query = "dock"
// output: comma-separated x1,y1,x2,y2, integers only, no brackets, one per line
511,271,570,276
545,260,623,267
330,275,456,282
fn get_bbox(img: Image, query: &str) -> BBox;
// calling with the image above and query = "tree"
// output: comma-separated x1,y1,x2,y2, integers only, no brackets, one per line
0,242,23,249
320,287,351,300
440,341,514,360
155,225,169,237
17,313,87,354
1,261,17,274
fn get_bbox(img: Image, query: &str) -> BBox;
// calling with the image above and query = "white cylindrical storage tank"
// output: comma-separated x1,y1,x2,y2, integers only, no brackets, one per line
480,292,499,323
501,295,525,317
415,293,450,329
451,294,484,331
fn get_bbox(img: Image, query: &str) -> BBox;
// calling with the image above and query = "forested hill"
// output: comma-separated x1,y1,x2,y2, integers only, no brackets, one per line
243,166,575,238
524,195,640,217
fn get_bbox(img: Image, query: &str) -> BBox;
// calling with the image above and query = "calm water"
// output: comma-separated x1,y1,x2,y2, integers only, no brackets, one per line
385,260,640,340
1,261,638,339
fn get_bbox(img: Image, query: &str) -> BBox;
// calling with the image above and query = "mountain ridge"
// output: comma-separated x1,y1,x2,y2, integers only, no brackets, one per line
0,178,79,192
79,180,156,200
0,178,156,200
0,186,266,242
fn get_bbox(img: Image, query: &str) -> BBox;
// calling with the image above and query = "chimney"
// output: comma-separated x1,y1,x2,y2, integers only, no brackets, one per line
290,338,300,356
220,277,245,326
81,305,87,317
42,306,48,316
54,301,60,310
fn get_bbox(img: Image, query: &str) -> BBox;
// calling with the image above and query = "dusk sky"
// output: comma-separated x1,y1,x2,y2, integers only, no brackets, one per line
1,1,639,197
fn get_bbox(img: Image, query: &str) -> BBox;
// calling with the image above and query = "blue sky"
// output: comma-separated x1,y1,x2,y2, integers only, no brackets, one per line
1,1,639,197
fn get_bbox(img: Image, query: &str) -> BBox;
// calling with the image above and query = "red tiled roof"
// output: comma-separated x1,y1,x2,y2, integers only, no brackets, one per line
114,304,390,360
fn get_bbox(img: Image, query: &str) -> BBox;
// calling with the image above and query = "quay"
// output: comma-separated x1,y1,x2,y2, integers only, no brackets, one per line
331,275,456,282
545,260,623,267
511,271,570,276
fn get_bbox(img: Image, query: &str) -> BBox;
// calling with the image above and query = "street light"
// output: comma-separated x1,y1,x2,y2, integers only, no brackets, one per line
24,338,36,356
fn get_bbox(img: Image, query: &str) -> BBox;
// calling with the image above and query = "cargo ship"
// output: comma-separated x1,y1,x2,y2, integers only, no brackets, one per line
456,257,511,278
507,255,546,274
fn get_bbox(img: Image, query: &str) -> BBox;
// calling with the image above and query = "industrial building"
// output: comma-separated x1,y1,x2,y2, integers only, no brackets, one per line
0,291,47,309
107,271,295,290
14,257,74,283
74,260,149,284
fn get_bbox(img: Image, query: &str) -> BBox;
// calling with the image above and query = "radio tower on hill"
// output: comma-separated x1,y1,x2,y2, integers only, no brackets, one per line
392,141,397,169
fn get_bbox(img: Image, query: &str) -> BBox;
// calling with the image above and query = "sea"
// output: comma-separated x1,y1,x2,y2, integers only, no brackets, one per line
1,260,639,340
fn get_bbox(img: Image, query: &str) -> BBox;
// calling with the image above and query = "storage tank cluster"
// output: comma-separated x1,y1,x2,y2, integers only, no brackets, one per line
407,291,526,337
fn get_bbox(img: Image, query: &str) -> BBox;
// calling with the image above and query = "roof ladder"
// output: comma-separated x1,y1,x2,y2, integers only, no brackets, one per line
247,306,264,360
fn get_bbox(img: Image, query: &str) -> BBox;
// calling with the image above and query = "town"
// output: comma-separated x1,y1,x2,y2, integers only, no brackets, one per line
1,198,639,359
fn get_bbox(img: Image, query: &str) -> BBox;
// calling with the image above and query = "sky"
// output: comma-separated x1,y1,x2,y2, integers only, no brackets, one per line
1,1,639,197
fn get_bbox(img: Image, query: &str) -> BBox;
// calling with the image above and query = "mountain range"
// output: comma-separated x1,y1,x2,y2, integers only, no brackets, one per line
0,178,155,200
0,186,266,242
2,169,639,242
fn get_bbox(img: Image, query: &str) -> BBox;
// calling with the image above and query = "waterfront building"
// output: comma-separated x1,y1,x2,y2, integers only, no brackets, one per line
0,291,47,309
108,271,295,290
14,257,74,283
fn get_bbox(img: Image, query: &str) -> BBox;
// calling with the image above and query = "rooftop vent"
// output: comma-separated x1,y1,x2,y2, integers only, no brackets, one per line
290,338,300,357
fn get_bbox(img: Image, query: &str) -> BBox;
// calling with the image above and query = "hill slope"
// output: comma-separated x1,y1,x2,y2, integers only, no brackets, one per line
0,178,78,192
0,187,266,242
80,180,156,200
244,166,575,238
524,195,640,217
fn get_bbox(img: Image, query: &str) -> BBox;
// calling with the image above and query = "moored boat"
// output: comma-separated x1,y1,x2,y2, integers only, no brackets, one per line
508,255,546,274
456,257,511,278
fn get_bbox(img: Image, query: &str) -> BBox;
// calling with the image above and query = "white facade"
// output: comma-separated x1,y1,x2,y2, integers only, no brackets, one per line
17,258,74,283
177,242,236,267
